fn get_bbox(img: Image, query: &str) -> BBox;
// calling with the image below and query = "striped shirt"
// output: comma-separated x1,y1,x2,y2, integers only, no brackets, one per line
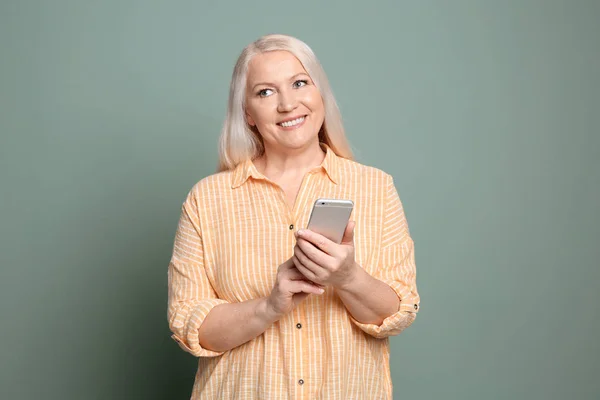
167,143,420,399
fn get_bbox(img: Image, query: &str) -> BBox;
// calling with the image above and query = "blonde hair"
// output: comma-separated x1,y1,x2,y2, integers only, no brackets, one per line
217,34,353,171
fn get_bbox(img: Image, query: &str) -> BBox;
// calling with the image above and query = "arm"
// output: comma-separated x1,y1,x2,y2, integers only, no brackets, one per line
168,194,275,356
168,192,322,356
347,175,420,339
292,174,420,339
199,258,324,352
334,264,399,326
197,298,277,353
167,196,229,357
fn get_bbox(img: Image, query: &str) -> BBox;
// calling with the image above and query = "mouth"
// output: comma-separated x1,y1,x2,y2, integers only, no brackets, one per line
277,115,307,129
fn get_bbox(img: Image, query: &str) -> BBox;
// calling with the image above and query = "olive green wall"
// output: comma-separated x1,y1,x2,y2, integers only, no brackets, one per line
1,1,598,399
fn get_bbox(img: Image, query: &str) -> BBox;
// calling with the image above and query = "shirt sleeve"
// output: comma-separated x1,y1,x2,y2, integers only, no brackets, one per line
167,190,229,357
350,174,421,339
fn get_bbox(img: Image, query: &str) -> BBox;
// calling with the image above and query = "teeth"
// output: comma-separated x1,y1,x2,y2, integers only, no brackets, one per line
279,116,305,127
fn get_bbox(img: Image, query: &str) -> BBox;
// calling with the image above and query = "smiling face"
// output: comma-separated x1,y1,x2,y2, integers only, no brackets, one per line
244,50,325,154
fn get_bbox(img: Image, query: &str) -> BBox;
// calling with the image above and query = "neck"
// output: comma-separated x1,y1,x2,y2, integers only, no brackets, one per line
255,140,326,181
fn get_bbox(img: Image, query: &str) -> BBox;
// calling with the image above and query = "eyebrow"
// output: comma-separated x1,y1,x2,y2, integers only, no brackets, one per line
251,73,310,91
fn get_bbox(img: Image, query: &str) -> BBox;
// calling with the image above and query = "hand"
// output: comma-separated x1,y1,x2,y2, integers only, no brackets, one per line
292,221,359,289
265,258,324,319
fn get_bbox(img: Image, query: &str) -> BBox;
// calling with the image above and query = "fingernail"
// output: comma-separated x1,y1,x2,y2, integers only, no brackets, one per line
297,229,305,236
318,288,325,294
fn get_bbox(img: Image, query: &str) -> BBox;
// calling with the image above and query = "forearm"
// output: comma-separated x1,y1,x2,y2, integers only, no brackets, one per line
336,264,400,325
198,297,278,353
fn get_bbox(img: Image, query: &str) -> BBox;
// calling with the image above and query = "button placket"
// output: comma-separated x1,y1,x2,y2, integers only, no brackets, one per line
292,306,308,395
288,173,319,395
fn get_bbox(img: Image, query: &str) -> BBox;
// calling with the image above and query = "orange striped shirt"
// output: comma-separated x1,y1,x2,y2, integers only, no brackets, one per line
168,144,420,399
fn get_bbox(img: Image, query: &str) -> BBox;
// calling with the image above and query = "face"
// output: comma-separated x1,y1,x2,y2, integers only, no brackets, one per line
244,50,325,153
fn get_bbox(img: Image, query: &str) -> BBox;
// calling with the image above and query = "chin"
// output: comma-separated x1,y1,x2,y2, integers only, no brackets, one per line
283,134,320,149
263,125,321,151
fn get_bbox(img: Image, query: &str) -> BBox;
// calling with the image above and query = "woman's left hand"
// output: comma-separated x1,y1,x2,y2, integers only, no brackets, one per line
292,221,359,289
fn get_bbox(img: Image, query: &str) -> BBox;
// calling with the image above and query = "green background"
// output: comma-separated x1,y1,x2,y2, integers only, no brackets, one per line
1,1,598,399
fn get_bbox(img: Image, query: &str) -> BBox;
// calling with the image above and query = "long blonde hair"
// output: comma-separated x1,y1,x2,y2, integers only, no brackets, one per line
217,34,353,171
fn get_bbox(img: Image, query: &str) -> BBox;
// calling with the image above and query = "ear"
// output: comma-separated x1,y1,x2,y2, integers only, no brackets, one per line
245,110,256,127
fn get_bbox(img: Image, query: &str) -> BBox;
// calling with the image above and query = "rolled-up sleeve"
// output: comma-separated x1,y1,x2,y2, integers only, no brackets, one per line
167,192,228,357
350,174,420,339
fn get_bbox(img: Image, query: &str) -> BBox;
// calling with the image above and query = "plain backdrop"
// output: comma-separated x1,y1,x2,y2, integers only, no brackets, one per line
1,1,599,399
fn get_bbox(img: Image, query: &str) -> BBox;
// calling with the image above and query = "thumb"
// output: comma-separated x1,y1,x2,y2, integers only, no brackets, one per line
341,220,355,245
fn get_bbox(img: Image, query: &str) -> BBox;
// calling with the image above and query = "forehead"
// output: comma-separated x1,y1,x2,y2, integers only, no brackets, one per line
246,50,308,83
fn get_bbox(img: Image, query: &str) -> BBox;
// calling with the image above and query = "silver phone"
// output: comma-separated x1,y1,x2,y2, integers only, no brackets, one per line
306,198,354,244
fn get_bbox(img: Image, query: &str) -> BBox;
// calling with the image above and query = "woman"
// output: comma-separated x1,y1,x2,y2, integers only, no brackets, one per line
167,34,420,399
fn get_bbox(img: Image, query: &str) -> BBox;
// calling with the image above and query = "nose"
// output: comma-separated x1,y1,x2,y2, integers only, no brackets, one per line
277,89,298,113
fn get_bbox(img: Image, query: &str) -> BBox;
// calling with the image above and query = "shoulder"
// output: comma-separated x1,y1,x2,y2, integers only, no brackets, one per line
336,157,394,186
182,170,235,206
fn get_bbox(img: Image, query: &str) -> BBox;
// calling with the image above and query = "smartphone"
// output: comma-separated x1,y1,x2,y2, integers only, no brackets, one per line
306,198,354,244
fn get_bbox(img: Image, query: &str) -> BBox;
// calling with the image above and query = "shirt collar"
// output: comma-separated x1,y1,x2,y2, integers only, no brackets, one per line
231,142,340,189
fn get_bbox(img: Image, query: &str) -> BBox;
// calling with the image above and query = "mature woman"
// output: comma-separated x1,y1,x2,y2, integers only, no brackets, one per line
167,34,420,399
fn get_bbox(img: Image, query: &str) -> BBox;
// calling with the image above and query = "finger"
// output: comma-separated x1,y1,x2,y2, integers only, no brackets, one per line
292,251,322,283
297,229,334,254
341,220,355,245
296,264,321,288
287,280,324,295
292,292,310,305
285,266,312,282
285,260,324,288
277,257,296,273
291,254,317,281
293,246,321,275
296,238,334,267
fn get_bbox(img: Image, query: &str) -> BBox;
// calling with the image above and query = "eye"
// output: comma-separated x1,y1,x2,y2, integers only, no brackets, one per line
293,79,308,88
258,88,274,97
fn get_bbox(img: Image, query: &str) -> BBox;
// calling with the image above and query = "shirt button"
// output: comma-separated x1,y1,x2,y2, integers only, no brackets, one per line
296,323,302,329
414,304,419,310
289,224,294,230
298,379,304,385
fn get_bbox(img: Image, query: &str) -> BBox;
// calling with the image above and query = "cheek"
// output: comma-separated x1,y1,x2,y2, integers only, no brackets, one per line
247,101,275,126
304,91,325,116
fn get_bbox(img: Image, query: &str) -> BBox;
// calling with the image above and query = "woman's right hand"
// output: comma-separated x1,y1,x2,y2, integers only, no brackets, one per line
266,258,325,319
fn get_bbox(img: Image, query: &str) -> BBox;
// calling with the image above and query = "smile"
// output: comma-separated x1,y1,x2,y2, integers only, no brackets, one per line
277,116,306,128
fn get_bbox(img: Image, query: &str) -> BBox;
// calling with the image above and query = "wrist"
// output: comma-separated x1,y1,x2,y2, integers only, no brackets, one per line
336,262,362,292
259,297,283,324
